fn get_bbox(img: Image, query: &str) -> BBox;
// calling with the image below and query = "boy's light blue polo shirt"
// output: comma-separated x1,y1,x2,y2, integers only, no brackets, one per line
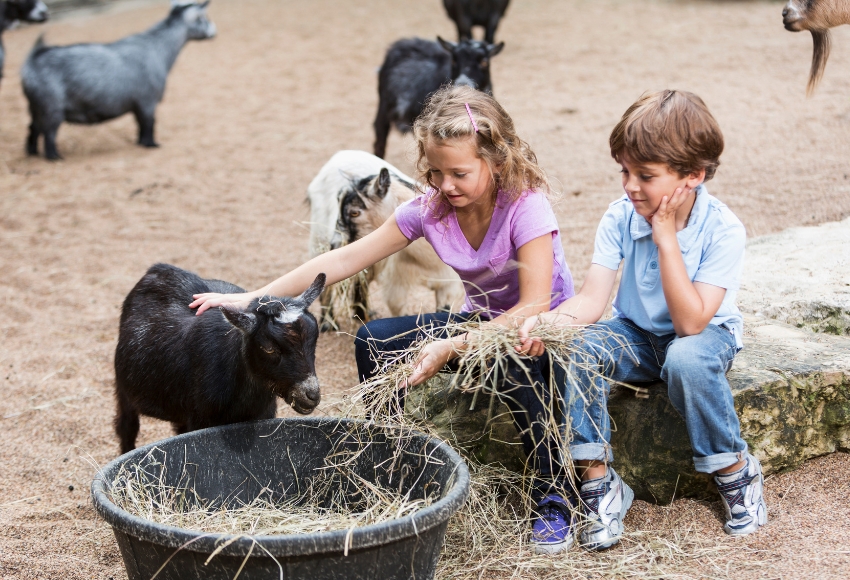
592,185,746,349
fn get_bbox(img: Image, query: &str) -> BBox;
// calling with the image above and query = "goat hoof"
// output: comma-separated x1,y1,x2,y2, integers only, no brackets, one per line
139,141,160,148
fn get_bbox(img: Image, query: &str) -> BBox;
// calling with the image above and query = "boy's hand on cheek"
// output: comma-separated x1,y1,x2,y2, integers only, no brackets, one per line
651,187,687,246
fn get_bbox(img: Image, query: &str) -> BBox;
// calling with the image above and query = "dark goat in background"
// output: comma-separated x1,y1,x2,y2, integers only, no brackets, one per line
0,0,48,85
373,36,504,159
114,263,325,454
443,0,510,43
783,0,850,94
21,0,215,160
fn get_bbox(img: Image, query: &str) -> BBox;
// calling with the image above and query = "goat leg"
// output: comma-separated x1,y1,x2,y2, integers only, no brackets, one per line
135,108,159,148
352,277,371,323
43,124,62,160
373,105,391,159
25,122,39,156
115,390,141,454
485,14,501,43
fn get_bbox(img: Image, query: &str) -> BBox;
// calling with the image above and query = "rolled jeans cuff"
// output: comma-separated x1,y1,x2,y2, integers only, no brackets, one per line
569,443,613,464
693,447,748,474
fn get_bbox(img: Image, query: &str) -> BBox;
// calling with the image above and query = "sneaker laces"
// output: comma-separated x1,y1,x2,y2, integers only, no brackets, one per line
579,478,608,515
532,499,570,542
716,471,757,517
537,502,565,523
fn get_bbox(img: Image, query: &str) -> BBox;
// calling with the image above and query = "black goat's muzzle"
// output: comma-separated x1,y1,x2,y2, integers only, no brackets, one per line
288,375,321,414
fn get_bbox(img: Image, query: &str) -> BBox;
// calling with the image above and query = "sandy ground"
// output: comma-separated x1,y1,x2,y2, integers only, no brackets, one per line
1,0,849,578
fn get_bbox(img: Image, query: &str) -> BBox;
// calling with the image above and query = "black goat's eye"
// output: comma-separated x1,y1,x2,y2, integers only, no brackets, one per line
260,345,277,355
349,210,361,218
479,59,489,68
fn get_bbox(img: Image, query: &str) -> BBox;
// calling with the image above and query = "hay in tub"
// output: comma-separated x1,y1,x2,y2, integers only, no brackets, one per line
109,443,432,539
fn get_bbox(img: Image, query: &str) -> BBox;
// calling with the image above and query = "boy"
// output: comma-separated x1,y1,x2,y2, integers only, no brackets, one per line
519,90,767,552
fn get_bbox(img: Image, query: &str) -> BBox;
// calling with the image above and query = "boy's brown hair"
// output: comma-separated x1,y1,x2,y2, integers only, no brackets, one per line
609,90,724,181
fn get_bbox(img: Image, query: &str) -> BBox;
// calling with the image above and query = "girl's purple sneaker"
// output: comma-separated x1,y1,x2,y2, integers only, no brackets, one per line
531,494,575,555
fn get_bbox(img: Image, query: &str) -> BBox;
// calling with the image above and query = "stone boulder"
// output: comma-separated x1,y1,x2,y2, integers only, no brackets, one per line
408,219,850,502
410,316,850,502
737,216,850,335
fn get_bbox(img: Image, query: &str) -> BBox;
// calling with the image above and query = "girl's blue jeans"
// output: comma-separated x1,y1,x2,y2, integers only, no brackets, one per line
355,312,570,501
568,317,747,474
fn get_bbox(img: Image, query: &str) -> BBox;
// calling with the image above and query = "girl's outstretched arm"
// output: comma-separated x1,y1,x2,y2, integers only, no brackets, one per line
190,216,411,315
517,263,618,357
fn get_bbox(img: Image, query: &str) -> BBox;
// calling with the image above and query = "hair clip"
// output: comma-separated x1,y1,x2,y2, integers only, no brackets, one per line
464,103,479,133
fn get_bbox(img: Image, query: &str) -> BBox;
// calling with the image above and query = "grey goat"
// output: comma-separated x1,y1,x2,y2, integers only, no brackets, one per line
0,1,49,86
21,0,215,160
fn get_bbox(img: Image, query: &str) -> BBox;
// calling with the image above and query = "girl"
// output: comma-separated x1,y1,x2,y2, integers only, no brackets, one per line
191,85,576,554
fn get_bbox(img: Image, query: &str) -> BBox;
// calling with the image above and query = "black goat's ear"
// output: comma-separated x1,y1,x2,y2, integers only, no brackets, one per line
298,274,326,307
372,168,391,199
220,306,257,334
488,41,505,57
437,36,456,53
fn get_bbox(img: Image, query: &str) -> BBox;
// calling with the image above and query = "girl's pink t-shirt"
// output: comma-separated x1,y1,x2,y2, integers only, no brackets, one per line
394,189,574,318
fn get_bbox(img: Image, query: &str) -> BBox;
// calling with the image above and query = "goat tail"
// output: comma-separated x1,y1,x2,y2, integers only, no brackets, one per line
807,29,831,96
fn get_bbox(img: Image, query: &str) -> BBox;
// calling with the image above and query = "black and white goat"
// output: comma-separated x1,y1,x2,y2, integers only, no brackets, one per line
443,0,510,43
114,263,325,454
21,0,215,160
307,150,463,328
783,0,850,94
373,36,504,159
0,0,48,86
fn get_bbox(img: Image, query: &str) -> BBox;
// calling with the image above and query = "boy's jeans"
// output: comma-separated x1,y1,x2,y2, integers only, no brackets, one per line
567,317,747,474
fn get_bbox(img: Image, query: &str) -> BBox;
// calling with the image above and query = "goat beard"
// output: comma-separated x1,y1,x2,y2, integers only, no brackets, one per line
807,29,832,96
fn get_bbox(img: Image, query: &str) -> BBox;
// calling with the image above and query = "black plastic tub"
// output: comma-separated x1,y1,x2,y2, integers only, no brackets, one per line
91,417,470,580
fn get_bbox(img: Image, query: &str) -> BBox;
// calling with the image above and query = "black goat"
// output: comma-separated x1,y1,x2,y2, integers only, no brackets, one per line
114,263,325,454
0,0,48,85
21,0,215,160
373,36,503,159
443,0,510,43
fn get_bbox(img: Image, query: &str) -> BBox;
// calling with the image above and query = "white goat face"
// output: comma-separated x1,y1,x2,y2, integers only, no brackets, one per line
335,170,396,245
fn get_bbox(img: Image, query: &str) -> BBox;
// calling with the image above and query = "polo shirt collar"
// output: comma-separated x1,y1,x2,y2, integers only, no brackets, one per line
676,184,708,252
628,184,708,249
629,208,653,240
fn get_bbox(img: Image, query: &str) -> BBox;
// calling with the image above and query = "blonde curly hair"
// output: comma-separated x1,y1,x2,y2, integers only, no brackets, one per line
412,85,549,214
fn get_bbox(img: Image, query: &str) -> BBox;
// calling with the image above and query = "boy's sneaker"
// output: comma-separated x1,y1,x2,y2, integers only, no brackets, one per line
714,453,767,536
530,494,575,554
578,467,634,551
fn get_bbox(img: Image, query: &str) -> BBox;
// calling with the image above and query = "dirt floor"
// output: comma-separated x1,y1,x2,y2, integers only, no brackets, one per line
1,0,849,578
